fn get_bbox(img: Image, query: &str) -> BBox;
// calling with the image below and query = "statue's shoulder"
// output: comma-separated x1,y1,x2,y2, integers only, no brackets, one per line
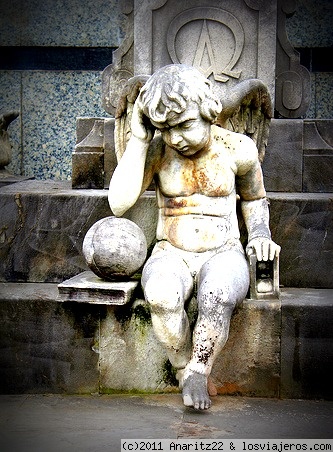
212,125,256,155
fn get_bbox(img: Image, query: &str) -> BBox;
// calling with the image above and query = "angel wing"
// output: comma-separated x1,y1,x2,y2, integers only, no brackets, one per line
215,79,272,163
114,75,150,162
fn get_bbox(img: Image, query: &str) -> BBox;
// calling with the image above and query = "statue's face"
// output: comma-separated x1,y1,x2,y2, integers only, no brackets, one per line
151,103,211,156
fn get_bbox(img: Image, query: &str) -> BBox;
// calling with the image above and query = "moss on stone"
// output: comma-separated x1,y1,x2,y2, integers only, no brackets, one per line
161,359,178,387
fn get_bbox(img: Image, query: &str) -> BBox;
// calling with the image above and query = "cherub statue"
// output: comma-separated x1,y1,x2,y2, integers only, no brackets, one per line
108,64,280,410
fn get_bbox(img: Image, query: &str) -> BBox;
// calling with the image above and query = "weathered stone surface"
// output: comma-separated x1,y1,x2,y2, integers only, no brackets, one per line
72,151,104,189
1,283,331,398
303,155,333,193
1,183,331,287
275,0,311,118
303,120,333,193
211,298,281,397
99,300,172,393
281,289,333,400
72,118,117,189
58,271,139,305
0,282,101,394
0,174,33,188
269,193,333,288
102,0,278,114
263,119,303,192
0,181,112,282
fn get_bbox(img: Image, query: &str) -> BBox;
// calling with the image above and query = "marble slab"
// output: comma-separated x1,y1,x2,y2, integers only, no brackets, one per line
58,271,139,305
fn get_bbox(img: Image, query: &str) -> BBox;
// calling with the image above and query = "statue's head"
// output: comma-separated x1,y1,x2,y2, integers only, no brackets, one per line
137,64,222,125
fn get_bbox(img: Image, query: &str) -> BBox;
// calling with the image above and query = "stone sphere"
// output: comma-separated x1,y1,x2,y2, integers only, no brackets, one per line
82,217,147,280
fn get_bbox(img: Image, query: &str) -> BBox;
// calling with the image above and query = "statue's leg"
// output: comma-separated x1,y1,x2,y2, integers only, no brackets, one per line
142,252,194,371
182,249,249,410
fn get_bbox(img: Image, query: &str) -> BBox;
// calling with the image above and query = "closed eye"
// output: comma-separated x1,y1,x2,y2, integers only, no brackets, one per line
179,120,196,129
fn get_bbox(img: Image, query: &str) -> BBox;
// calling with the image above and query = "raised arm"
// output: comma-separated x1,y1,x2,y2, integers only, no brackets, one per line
108,101,155,217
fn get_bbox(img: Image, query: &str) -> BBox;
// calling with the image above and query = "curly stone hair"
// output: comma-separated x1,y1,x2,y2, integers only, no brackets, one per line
137,64,222,124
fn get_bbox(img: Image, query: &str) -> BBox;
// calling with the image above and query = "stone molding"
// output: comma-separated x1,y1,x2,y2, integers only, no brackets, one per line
275,0,311,118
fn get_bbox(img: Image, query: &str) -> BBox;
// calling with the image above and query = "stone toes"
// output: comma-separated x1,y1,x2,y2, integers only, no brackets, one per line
183,394,193,407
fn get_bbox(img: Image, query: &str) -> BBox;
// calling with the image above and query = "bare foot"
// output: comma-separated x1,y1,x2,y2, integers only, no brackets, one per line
182,372,211,410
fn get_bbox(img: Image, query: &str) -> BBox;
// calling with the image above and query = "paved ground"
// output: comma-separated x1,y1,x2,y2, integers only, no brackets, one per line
0,394,332,451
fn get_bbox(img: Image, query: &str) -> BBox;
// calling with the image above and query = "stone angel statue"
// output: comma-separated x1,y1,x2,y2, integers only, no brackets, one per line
108,64,280,410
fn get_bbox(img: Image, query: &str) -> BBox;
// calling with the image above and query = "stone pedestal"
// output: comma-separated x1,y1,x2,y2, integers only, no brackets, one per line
1,282,332,399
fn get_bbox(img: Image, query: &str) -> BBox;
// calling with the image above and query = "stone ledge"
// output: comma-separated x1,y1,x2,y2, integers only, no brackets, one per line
58,271,139,305
1,182,332,287
0,283,332,398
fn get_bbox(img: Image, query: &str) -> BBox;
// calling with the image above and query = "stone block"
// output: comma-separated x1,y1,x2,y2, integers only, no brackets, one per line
303,155,333,193
0,181,112,282
72,117,117,189
72,151,104,189
0,282,332,398
263,119,303,192
303,120,333,192
268,193,333,288
0,282,101,394
1,182,331,287
211,298,281,397
103,0,277,114
58,271,139,305
99,300,172,393
72,118,106,189
281,289,333,400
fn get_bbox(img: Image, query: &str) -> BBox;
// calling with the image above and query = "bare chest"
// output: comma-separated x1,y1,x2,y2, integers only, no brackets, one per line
157,147,236,197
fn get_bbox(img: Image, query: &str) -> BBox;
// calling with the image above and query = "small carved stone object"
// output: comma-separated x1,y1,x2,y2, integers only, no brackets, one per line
0,111,19,171
82,217,147,280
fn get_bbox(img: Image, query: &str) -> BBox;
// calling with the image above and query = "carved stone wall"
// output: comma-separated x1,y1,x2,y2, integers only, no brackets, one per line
102,0,278,115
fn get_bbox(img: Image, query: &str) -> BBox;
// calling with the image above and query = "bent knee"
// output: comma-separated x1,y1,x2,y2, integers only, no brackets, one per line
198,285,238,311
144,277,185,311
142,253,193,309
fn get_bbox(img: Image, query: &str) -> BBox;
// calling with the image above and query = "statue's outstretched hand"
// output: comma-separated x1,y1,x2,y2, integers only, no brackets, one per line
131,101,155,143
246,237,280,262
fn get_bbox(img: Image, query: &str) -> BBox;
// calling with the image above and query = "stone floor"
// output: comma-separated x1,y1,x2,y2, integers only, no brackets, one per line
0,394,332,451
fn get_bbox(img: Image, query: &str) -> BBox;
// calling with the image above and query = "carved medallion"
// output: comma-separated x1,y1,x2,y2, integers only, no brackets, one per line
167,7,244,83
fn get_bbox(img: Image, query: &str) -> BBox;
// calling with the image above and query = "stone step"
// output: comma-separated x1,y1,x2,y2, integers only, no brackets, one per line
0,181,332,287
0,282,332,400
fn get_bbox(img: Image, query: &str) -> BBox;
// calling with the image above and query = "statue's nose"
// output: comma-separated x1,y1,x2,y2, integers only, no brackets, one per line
169,130,182,145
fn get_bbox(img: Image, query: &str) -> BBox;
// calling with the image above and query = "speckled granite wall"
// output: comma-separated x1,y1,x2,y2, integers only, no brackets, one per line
1,71,110,179
0,0,332,180
0,0,125,46
285,0,333,120
0,0,124,180
285,0,333,48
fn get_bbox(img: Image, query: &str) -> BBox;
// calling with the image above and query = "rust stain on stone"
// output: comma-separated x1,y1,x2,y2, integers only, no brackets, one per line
216,382,243,395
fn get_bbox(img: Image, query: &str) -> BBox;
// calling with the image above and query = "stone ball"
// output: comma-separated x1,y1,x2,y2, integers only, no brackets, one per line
82,216,147,280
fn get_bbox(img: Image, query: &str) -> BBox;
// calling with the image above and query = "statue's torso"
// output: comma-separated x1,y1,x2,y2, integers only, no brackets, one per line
154,127,245,252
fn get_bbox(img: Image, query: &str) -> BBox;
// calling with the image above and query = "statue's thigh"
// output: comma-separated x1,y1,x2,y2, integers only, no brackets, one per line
142,252,193,303
198,250,249,305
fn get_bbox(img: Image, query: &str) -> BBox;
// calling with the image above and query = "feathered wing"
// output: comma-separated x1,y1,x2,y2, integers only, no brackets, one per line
215,79,272,163
114,75,150,162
